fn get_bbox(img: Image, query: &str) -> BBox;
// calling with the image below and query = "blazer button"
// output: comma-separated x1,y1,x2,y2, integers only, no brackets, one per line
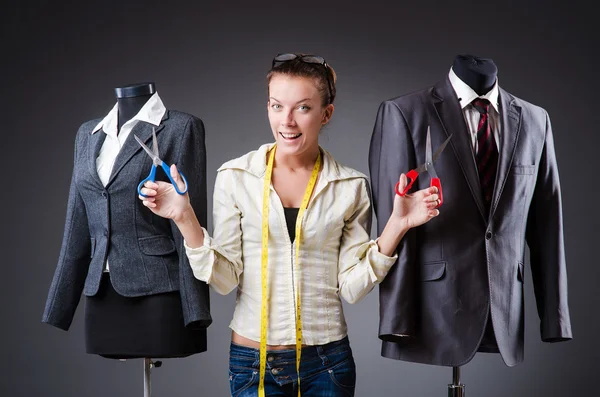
101,192,107,198
485,231,492,240
103,230,108,237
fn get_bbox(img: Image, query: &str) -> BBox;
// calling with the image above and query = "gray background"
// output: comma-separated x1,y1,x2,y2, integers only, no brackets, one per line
2,0,598,396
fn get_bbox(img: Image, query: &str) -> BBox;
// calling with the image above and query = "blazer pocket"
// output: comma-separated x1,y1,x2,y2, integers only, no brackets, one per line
138,236,176,256
90,238,96,258
512,165,535,175
517,261,524,283
421,261,446,281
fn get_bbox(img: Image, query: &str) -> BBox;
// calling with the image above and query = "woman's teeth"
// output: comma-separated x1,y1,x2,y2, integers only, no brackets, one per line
280,132,302,139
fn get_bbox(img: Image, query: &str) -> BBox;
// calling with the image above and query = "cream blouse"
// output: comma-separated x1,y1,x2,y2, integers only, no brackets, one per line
185,143,397,345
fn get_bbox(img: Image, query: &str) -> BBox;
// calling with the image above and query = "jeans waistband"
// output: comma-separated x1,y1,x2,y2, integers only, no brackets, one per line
229,336,350,360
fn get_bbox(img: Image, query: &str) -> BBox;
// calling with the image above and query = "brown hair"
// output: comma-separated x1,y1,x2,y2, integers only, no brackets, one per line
267,53,337,107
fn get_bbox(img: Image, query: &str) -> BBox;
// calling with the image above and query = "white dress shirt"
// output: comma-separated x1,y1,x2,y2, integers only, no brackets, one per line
448,68,501,152
92,92,166,271
185,144,398,345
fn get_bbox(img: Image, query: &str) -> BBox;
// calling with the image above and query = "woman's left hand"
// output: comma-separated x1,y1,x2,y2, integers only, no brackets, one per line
391,173,440,229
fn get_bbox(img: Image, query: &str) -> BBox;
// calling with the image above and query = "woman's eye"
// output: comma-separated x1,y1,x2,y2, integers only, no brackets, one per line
298,105,310,111
271,104,282,110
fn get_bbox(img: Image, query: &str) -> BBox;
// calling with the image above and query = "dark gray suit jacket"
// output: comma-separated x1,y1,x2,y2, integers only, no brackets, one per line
42,110,212,331
368,78,572,367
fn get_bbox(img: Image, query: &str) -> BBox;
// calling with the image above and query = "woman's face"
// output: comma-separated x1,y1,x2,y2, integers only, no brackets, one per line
267,74,333,159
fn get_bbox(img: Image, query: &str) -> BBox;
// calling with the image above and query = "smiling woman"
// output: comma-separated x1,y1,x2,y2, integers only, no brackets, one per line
267,73,333,167
137,52,441,397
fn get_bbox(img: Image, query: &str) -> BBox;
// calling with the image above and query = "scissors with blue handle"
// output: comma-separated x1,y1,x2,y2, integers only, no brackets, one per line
135,128,188,197
395,126,452,208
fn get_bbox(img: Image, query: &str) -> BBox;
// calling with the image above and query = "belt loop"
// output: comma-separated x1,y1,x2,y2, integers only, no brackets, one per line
254,347,261,368
316,345,329,366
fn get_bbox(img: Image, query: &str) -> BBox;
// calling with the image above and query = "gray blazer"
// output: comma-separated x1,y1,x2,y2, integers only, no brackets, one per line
42,110,211,331
368,78,572,367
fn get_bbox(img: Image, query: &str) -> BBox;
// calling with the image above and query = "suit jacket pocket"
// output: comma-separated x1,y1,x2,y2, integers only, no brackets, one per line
512,165,535,175
138,235,176,256
421,261,446,281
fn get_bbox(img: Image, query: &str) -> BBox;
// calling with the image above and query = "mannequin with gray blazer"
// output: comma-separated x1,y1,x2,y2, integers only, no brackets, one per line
368,55,572,368
42,82,211,358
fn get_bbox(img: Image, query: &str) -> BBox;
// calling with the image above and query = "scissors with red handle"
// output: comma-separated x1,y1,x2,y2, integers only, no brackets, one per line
395,126,452,208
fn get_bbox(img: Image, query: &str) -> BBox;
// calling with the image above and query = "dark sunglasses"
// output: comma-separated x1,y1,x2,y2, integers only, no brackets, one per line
272,53,335,104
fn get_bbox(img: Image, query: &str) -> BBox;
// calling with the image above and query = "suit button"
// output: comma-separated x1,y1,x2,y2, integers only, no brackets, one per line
103,230,108,237
267,356,274,362
101,192,107,198
485,231,492,240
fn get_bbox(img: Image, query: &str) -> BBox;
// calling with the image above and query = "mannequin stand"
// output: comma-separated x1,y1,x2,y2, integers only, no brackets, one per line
448,366,465,397
143,358,162,397
119,358,163,396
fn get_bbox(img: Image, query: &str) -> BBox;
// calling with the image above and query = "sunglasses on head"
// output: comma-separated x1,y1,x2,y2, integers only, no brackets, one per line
272,53,335,104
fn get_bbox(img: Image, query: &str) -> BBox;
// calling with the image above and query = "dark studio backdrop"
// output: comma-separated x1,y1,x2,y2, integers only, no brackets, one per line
2,1,598,396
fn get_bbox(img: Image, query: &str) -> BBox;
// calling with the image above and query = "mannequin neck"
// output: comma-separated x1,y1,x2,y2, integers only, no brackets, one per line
452,55,497,96
114,82,156,131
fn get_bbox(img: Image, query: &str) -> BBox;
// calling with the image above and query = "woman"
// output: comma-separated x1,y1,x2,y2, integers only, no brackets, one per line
139,53,440,396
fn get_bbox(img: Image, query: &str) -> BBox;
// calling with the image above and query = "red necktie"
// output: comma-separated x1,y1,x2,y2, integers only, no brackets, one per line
472,98,498,214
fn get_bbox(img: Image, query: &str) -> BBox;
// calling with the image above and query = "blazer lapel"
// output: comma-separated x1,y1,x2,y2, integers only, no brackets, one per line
432,79,487,222
490,89,522,218
105,111,169,188
88,129,107,188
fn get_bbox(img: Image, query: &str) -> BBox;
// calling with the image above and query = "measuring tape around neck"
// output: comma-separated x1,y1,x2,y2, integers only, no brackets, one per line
259,144,321,397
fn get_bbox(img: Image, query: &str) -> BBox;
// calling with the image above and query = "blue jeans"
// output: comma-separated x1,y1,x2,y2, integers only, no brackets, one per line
229,336,356,396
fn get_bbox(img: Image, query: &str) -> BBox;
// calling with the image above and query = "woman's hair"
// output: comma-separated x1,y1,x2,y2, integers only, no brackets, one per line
267,53,337,107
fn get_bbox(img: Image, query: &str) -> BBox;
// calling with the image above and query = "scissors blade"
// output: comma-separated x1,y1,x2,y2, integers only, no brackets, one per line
432,133,453,163
152,127,159,157
414,163,428,173
134,134,160,163
425,126,433,166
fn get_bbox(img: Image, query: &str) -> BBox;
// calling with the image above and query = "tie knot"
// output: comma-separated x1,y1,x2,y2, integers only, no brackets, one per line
472,98,490,114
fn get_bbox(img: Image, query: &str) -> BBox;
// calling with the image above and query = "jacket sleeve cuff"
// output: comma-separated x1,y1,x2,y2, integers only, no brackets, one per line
541,319,573,342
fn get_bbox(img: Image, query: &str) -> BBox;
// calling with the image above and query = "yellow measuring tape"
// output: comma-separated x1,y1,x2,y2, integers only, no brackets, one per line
259,144,321,397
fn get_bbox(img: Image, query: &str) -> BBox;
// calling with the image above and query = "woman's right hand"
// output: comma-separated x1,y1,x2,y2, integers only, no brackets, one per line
138,164,192,223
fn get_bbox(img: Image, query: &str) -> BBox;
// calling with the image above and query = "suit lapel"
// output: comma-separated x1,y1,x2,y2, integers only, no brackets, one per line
432,79,487,222
490,89,521,218
88,129,107,187
105,111,169,188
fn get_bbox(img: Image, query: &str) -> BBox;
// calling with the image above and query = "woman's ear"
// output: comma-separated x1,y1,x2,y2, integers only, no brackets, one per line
322,104,334,125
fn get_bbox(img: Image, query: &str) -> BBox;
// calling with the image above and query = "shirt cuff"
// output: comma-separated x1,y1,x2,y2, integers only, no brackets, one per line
355,239,398,284
184,227,214,283
183,226,212,250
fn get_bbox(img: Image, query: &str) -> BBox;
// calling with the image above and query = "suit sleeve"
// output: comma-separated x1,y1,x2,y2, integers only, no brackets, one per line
368,100,419,341
525,110,572,342
171,116,212,330
42,126,92,331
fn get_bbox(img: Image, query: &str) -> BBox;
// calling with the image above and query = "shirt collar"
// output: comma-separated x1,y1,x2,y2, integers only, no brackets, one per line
91,92,166,134
448,68,499,112
219,143,361,184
